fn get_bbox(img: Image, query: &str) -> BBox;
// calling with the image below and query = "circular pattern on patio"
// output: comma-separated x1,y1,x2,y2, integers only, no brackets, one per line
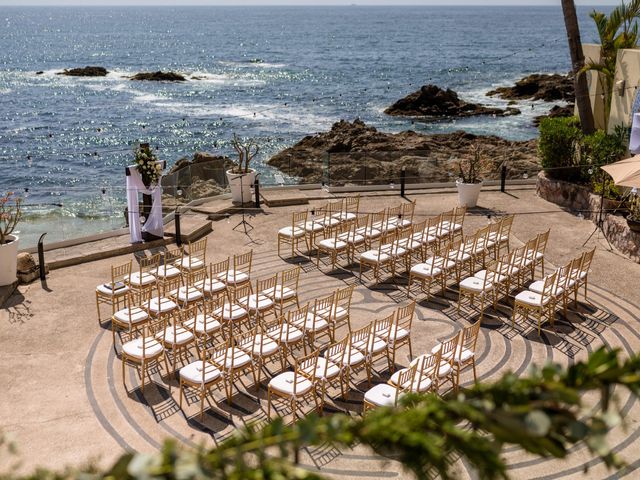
85,247,640,479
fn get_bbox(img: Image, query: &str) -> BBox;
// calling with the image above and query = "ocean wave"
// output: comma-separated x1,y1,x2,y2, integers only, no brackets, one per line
0,88,12,94
218,60,287,69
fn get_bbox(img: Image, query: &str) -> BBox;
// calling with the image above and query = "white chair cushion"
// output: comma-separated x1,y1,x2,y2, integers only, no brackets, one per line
213,347,253,370
529,280,564,296
515,290,550,307
438,361,452,377
474,270,507,283
269,371,313,396
274,323,304,343
183,314,221,334
96,283,130,296
273,285,296,301
304,220,325,232
201,278,226,294
180,360,221,384
318,238,347,250
333,211,357,222
333,306,348,321
302,313,330,332
218,270,250,285
388,327,410,343
113,307,148,325
179,257,204,270
410,263,442,278
364,383,397,407
154,265,181,278
156,326,194,346
344,346,365,366
177,286,203,303
148,297,178,314
279,226,305,238
243,293,274,312
250,334,280,356
360,250,391,263
367,333,387,354
453,347,474,364
122,337,163,359
459,276,491,292
381,244,406,257
214,304,248,321
338,232,365,245
128,272,156,287
315,357,341,380
357,226,381,239
389,368,432,392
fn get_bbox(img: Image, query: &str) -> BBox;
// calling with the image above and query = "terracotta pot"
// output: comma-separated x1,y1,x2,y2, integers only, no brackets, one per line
0,234,19,286
456,180,483,208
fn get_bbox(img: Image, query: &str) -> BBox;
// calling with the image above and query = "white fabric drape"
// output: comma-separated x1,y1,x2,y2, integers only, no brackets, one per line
126,165,164,243
630,113,640,154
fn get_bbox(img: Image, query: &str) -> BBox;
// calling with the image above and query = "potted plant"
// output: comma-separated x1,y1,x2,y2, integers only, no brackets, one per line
226,133,260,204
627,192,640,232
455,145,484,208
0,192,22,286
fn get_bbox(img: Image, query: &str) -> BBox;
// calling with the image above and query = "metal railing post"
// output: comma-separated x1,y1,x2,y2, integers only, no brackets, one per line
38,233,47,281
500,164,507,193
400,167,406,197
175,209,182,247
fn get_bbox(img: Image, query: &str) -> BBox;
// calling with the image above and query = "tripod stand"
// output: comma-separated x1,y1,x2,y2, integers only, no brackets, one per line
582,173,614,250
232,171,254,234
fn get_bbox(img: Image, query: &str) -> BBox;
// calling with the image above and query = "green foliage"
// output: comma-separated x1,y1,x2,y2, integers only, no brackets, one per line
538,117,627,187
580,0,640,129
5,348,640,480
538,116,583,182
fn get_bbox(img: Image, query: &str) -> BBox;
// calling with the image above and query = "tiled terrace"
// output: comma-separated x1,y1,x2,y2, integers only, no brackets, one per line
2,185,640,479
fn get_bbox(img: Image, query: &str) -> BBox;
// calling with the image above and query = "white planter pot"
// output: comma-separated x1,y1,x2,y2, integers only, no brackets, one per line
0,235,19,287
456,180,483,208
226,169,256,204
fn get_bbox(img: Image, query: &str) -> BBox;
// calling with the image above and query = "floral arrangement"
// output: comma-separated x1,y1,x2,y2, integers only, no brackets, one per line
230,133,260,174
0,192,22,245
134,143,162,187
456,145,485,184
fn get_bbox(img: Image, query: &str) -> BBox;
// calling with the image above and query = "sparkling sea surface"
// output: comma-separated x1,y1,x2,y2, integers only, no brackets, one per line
0,5,604,247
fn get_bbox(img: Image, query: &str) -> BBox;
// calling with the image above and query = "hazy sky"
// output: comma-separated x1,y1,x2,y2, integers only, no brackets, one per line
0,0,622,5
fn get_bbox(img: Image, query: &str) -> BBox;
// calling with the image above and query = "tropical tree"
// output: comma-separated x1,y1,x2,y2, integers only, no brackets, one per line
3,348,640,480
562,0,596,134
581,0,640,130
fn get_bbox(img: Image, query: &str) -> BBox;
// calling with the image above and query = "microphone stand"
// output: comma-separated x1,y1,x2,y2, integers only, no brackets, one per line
232,171,254,234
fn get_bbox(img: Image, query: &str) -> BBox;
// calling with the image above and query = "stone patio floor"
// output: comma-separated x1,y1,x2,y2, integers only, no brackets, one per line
2,185,640,479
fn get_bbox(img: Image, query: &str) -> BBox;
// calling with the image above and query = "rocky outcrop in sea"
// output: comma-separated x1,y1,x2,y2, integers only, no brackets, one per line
131,71,187,81
486,73,574,102
385,84,520,118
267,119,538,185
57,66,108,77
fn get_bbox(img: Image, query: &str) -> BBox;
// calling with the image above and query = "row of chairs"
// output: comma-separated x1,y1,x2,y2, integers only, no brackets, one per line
512,249,595,335
364,321,481,411
407,216,517,299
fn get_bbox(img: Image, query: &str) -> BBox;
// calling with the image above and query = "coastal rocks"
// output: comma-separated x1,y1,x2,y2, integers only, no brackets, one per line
131,71,186,82
487,73,574,102
385,84,520,118
533,104,575,126
16,252,46,284
267,119,538,185
57,66,108,77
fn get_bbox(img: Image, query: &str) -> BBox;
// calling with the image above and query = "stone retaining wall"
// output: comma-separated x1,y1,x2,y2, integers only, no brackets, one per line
536,172,640,262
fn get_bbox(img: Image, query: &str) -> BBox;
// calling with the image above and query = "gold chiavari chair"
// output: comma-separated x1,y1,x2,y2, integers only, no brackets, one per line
363,209,385,249
316,223,350,270
387,302,415,371
512,270,558,336
219,250,252,287
179,237,207,272
127,253,159,294
457,261,500,321
178,341,224,420
111,289,151,353
300,294,335,349
264,265,300,316
278,210,308,258
199,258,229,299
576,247,595,302
155,247,183,281
363,363,418,413
316,337,348,408
433,330,460,393
389,349,441,394
359,231,396,284
452,321,481,388
237,320,284,387
181,298,223,346
155,309,196,374
408,242,455,301
96,260,132,324
268,310,307,363
121,317,167,394
338,215,368,264
242,274,277,323
333,194,360,224
268,350,320,421
174,268,206,306
210,335,257,405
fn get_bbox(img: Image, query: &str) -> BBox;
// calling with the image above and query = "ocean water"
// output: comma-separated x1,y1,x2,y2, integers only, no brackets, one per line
0,5,604,247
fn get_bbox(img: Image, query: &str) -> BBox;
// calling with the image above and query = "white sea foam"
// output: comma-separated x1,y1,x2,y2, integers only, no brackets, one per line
0,88,12,94
218,60,287,69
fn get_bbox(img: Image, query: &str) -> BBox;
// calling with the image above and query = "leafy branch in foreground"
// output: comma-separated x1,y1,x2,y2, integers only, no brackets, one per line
4,348,640,480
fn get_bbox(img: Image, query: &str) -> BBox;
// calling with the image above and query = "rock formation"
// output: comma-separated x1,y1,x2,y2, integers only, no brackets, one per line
533,104,575,126
57,66,108,77
487,73,574,102
16,252,47,284
267,119,538,185
130,71,187,82
385,84,520,118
